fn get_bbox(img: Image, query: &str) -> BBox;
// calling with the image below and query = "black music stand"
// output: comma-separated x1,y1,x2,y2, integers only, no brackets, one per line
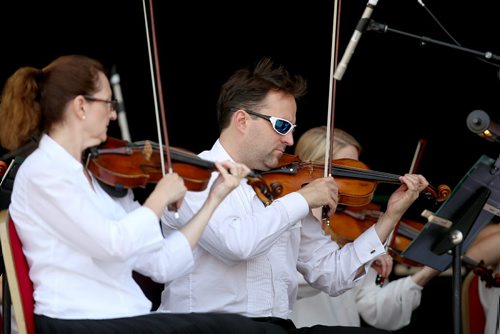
401,154,500,334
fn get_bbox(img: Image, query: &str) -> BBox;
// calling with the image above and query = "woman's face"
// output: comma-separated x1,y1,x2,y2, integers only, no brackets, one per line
82,72,117,145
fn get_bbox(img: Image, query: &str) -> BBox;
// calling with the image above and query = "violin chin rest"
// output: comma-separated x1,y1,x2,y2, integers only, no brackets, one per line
97,179,128,198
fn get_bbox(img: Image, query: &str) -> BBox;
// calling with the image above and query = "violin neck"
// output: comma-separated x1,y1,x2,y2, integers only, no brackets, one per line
171,150,215,170
132,141,216,170
331,165,401,184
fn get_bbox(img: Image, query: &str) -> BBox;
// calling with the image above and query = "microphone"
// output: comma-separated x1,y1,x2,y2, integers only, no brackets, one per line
466,110,500,143
334,0,379,80
110,66,132,142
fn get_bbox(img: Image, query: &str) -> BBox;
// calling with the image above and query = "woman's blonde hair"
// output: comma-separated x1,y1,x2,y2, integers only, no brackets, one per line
294,126,362,162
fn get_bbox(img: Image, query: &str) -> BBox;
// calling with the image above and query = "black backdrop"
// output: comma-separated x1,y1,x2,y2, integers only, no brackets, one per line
2,1,500,332
2,0,499,188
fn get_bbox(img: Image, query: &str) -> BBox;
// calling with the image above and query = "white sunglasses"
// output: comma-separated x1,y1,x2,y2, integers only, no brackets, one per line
245,110,296,135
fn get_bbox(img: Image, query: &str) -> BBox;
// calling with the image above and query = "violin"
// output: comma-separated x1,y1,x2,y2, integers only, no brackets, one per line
463,256,500,288
326,201,427,267
387,219,425,267
86,136,272,198
324,202,382,246
253,153,451,207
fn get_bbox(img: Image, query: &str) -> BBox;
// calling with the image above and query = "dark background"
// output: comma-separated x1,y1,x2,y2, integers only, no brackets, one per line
2,1,500,332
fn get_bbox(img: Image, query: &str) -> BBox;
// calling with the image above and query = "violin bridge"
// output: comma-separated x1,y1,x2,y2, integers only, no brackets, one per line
143,140,153,160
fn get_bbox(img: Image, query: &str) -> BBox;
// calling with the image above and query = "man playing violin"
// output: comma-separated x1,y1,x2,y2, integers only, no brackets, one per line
160,57,429,334
291,126,441,330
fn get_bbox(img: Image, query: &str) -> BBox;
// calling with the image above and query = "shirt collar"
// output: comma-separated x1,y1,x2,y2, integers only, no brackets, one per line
209,139,234,162
38,134,83,172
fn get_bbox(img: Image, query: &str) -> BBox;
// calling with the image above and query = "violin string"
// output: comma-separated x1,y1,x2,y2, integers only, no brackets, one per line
132,141,216,170
327,163,401,183
297,161,401,183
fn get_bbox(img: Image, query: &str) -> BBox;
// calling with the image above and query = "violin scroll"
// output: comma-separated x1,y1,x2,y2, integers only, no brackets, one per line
421,183,451,204
463,256,500,288
246,176,275,206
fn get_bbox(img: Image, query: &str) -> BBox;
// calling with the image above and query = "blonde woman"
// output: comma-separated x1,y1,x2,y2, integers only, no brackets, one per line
291,126,440,330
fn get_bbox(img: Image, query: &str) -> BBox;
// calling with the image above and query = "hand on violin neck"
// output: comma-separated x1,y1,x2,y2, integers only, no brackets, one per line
375,174,429,243
385,174,430,217
207,161,251,202
297,176,338,216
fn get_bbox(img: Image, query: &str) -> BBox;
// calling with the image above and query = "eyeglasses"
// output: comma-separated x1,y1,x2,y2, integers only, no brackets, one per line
245,109,296,135
83,95,118,111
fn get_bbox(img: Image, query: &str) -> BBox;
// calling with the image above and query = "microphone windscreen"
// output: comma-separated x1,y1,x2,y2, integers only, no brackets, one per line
466,110,490,134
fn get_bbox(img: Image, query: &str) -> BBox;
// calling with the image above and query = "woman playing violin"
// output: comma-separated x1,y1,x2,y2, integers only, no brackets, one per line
290,126,441,330
0,55,287,334
159,57,429,334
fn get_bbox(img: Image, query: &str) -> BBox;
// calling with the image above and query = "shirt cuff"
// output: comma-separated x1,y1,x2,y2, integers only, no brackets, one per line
275,192,310,225
353,225,386,264
406,275,425,290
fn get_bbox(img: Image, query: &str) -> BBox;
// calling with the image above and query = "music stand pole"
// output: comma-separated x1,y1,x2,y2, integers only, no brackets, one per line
422,211,463,334
450,231,464,334
451,232,463,334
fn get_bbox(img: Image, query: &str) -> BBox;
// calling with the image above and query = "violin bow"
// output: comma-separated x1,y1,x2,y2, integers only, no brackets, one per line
325,0,380,177
322,0,342,227
409,138,427,174
385,138,429,272
142,0,179,217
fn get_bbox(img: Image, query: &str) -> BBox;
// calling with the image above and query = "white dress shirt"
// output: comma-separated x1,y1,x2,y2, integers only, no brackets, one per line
159,139,385,318
479,262,500,334
9,134,194,319
291,267,423,330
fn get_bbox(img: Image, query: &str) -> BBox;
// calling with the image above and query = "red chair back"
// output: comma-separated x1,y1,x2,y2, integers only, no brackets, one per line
462,270,486,334
1,211,36,334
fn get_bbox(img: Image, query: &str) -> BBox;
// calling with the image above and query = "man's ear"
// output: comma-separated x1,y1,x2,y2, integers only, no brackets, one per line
233,109,249,134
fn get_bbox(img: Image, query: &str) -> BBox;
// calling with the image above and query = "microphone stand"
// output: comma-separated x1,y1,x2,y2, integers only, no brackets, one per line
367,20,500,61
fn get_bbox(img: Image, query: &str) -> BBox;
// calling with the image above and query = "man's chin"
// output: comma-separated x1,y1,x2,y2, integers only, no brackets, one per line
263,155,281,170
